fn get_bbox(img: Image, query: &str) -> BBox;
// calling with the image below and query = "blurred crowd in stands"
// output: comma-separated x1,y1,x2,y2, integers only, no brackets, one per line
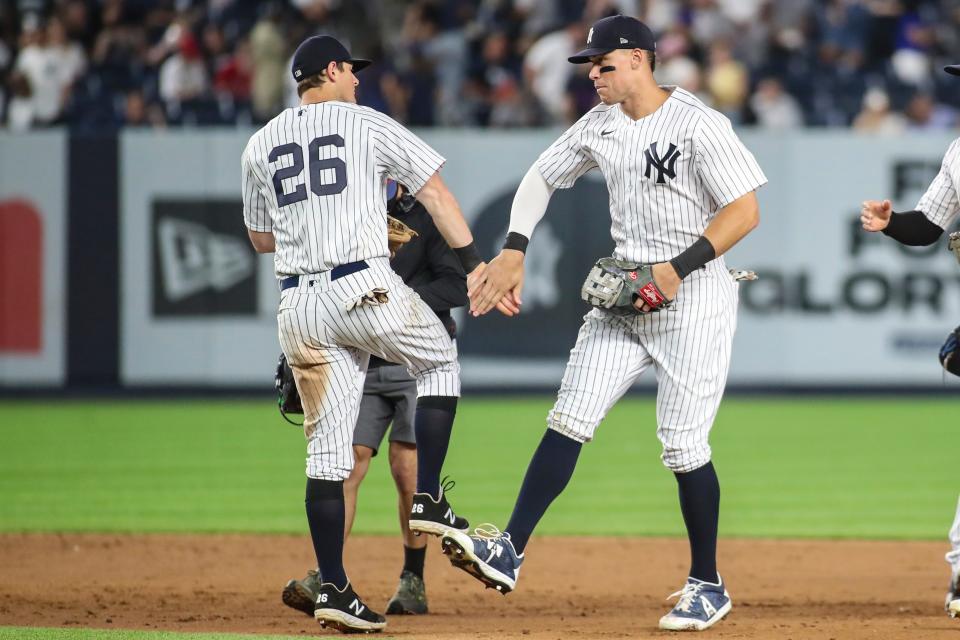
2,0,960,131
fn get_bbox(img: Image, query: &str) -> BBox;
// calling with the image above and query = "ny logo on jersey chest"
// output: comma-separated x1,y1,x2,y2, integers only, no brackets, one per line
643,141,681,184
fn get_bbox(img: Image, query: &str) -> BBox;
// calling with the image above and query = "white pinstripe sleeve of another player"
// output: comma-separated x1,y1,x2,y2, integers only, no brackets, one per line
535,116,598,189
916,139,960,230
368,111,445,195
241,142,272,232
694,111,768,208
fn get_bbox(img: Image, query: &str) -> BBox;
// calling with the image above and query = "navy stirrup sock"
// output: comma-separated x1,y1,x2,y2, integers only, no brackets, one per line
675,461,721,584
305,478,348,588
414,396,457,498
505,429,582,555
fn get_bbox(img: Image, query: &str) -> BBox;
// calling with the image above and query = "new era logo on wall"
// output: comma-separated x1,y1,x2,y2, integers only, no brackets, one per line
151,200,257,317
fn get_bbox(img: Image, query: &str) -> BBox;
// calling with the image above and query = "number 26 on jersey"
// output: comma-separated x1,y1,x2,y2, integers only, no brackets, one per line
269,135,347,206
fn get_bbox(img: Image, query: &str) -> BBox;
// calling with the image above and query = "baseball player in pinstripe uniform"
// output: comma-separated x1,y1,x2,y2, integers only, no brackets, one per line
281,180,468,618
440,15,766,632
242,35,486,633
860,61,960,620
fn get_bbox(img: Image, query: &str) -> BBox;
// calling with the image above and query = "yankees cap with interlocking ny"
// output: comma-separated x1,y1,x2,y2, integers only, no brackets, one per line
569,15,656,64
291,35,371,82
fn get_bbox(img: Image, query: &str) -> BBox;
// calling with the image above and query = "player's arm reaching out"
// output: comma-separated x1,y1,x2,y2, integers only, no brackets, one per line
370,109,485,277
863,141,960,246
860,200,950,246
470,167,760,316
468,165,552,316
414,171,486,276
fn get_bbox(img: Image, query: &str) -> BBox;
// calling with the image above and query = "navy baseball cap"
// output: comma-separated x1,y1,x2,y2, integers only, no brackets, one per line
291,35,370,82
569,15,656,64
946,64,960,76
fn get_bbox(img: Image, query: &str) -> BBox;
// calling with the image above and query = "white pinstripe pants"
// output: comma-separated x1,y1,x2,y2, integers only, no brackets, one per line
946,494,960,573
548,262,738,473
277,258,460,480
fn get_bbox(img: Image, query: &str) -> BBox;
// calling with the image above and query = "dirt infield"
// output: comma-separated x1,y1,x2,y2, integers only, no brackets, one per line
0,533,957,639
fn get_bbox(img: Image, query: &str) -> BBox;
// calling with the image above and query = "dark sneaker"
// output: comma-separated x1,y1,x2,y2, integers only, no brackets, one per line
385,570,428,615
441,525,522,594
409,477,469,538
659,575,732,631
314,581,386,633
281,568,320,617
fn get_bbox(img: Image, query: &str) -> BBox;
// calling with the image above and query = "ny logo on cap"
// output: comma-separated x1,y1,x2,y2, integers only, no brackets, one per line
587,27,594,44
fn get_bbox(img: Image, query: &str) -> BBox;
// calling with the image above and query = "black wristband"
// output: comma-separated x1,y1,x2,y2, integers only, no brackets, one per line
453,242,483,274
882,210,944,246
669,236,716,280
503,232,529,253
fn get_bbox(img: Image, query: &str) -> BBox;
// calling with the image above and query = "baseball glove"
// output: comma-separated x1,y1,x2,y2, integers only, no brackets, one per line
387,215,417,258
275,353,304,426
940,325,960,378
581,257,673,315
949,231,960,265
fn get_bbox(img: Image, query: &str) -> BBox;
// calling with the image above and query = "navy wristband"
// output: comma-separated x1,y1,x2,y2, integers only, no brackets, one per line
503,232,529,253
882,210,944,246
453,242,483,274
669,236,716,280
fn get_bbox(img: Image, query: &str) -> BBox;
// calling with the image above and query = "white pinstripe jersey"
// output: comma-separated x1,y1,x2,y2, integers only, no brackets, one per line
536,86,767,264
242,101,445,276
917,137,960,230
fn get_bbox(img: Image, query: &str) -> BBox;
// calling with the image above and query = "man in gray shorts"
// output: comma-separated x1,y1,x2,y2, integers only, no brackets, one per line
353,362,418,456
282,180,467,615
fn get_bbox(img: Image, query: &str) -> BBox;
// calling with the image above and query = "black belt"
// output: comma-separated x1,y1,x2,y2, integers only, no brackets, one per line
280,260,369,291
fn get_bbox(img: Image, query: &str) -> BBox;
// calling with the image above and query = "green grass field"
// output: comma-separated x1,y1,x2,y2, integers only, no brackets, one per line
0,396,955,539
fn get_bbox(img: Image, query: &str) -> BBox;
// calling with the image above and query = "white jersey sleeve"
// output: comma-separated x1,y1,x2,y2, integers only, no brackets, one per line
916,139,960,230
694,111,767,209
369,112,445,195
535,116,599,189
241,143,272,233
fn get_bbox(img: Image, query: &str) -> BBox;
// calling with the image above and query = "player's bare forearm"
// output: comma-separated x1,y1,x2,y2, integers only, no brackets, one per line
248,229,276,253
416,172,475,249
702,191,760,256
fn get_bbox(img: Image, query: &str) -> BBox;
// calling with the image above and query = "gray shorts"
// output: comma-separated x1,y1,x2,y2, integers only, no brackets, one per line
353,364,417,455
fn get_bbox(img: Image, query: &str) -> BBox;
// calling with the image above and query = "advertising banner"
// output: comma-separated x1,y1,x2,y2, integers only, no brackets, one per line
117,129,960,388
0,132,67,387
119,131,279,385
